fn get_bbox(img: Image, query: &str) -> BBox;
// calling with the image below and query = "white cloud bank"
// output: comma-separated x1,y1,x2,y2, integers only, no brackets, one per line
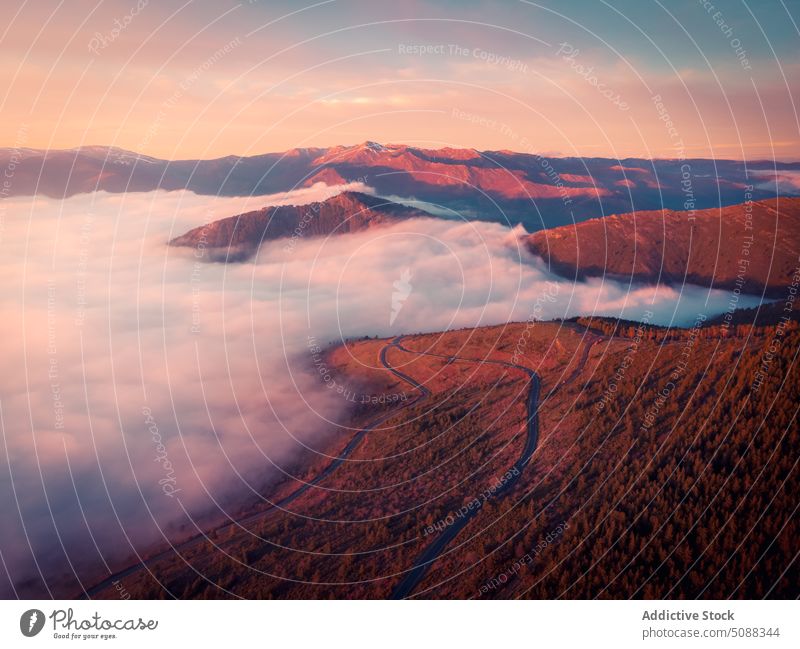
0,188,762,596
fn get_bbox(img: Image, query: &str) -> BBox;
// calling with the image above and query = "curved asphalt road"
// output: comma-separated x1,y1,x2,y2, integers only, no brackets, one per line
388,342,540,599
83,333,569,599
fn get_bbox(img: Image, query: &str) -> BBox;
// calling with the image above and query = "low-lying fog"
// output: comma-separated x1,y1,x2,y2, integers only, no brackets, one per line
0,186,762,596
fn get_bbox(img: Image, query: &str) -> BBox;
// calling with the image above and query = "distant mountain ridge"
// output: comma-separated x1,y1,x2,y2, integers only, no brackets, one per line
3,142,798,231
169,191,431,261
526,197,800,297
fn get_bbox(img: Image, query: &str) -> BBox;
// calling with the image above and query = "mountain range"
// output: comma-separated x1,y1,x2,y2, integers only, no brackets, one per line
3,142,798,231
7,143,799,600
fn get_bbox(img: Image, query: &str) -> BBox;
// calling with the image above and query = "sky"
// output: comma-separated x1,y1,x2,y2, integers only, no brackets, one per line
1,0,798,160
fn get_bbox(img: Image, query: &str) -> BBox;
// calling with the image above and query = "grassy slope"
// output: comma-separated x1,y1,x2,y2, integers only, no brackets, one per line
91,319,798,599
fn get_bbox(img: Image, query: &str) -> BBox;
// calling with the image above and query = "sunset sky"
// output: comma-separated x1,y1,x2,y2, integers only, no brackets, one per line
2,0,798,160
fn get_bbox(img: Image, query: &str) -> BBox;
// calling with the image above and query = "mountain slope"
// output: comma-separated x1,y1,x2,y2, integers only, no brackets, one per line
81,318,799,599
169,191,431,260
526,197,800,297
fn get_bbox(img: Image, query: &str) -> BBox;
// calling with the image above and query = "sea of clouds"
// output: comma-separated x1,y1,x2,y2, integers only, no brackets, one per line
0,185,763,596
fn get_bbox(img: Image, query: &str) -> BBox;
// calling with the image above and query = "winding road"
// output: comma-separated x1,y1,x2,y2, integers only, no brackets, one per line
387,325,601,598
387,341,540,599
82,334,558,599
